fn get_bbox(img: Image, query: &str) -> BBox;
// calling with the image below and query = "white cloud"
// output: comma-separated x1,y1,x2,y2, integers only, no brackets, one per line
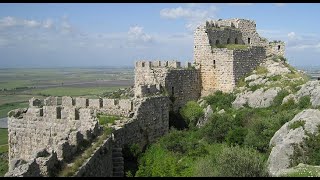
23,19,41,28
0,16,18,28
43,19,53,29
128,25,152,43
288,32,296,39
273,3,286,7
227,3,254,6
160,5,218,31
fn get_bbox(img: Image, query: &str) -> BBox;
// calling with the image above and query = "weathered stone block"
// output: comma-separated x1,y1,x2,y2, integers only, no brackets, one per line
44,97,57,106
62,96,74,107
75,98,88,108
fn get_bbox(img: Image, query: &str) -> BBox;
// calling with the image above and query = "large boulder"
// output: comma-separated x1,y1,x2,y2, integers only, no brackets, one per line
263,59,291,77
283,81,320,107
232,87,281,109
267,109,320,176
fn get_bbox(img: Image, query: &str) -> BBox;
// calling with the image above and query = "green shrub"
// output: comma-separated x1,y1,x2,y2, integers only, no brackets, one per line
250,84,263,92
215,145,268,177
201,113,235,143
135,144,180,177
204,91,235,112
290,127,320,168
269,75,282,82
180,101,204,128
289,120,305,130
298,96,311,109
226,127,248,146
272,89,289,107
281,98,297,110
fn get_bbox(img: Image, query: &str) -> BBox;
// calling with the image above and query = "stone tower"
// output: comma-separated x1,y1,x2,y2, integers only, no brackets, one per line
194,18,280,96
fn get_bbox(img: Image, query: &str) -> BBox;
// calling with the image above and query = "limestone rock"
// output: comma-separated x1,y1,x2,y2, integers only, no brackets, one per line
245,74,260,82
196,105,213,128
217,109,225,114
267,109,320,176
262,59,291,77
232,87,281,109
248,77,268,87
282,81,320,108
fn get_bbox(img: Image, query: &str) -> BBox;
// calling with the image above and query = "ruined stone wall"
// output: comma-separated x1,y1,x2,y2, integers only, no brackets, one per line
134,61,200,111
233,46,267,83
8,97,100,164
205,18,268,46
113,96,170,149
165,69,201,111
210,48,235,94
207,27,244,45
74,137,113,177
194,23,212,64
266,41,285,57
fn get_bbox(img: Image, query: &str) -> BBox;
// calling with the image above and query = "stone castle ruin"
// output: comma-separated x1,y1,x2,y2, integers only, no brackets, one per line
5,18,285,177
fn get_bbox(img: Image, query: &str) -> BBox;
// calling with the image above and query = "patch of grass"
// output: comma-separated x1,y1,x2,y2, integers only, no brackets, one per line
250,84,264,92
255,66,268,75
236,77,246,88
289,120,305,130
0,129,8,146
0,128,8,177
212,44,249,50
97,114,121,125
269,75,282,82
0,102,28,118
285,166,320,177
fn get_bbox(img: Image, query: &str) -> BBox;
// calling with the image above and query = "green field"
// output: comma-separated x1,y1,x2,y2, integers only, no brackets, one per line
0,128,8,177
0,67,134,118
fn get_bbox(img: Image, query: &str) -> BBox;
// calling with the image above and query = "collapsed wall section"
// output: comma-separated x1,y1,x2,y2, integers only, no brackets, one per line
266,41,285,57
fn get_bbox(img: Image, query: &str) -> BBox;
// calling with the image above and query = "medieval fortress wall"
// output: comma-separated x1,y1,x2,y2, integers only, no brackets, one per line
134,61,200,111
194,18,283,95
6,18,286,177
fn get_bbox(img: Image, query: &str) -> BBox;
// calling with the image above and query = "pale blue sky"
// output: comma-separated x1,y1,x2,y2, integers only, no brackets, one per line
0,3,319,68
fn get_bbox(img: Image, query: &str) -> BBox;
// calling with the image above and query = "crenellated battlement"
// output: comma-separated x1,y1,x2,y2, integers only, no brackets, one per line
135,60,193,69
134,84,161,98
25,96,134,119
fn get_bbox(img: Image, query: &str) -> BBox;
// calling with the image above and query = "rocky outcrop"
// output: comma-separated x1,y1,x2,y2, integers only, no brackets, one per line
196,105,213,128
232,87,281,109
282,81,320,107
267,109,320,177
262,59,291,77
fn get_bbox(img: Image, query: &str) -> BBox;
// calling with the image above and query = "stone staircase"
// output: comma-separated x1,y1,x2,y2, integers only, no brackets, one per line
112,148,124,177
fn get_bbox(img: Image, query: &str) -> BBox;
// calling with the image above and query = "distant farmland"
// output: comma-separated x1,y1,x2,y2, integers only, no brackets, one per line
0,67,134,118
